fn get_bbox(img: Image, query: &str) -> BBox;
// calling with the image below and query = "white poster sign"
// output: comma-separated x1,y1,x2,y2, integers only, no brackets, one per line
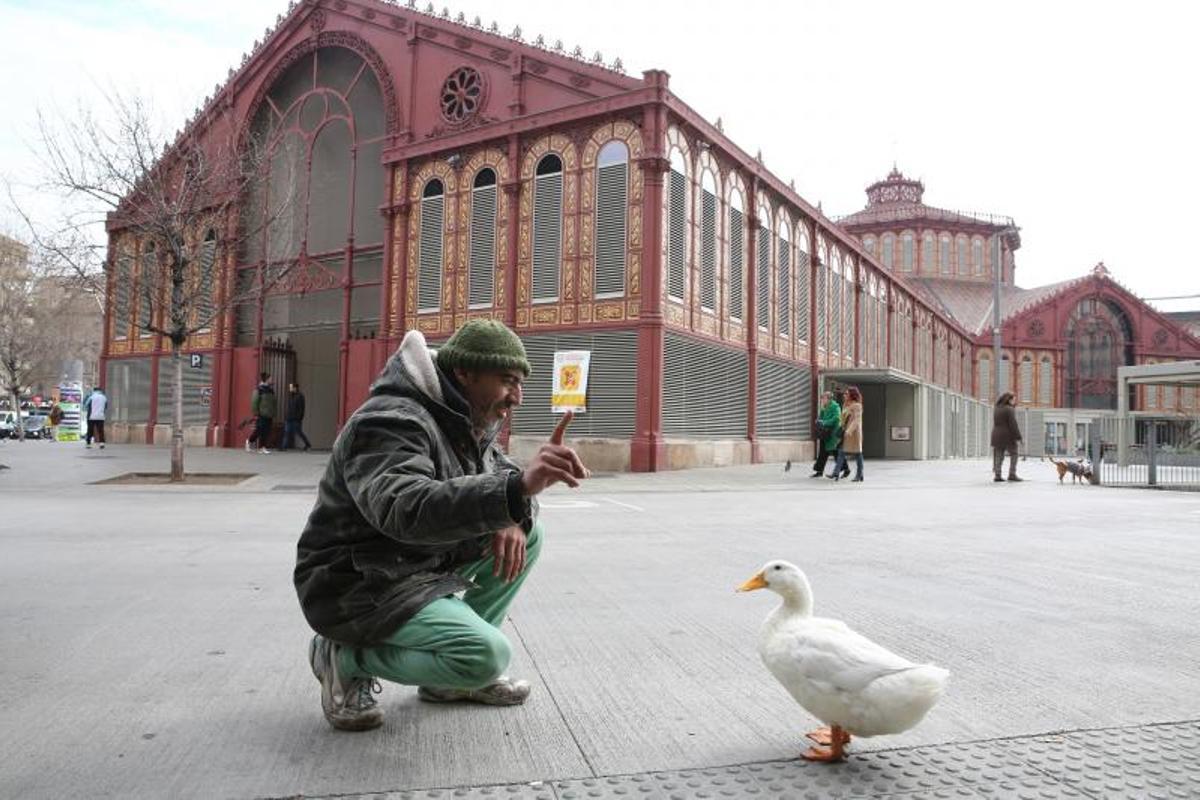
551,350,591,413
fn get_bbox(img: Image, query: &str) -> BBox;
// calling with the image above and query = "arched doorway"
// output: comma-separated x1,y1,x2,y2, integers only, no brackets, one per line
1064,296,1135,409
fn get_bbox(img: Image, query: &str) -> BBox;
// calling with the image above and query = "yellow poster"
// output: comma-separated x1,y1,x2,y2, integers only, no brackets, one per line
551,350,591,412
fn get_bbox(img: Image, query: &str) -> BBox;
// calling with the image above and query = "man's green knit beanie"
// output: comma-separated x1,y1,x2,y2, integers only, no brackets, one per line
436,319,532,377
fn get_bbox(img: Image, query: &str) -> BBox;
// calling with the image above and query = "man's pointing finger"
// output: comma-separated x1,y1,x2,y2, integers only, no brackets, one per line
550,410,574,445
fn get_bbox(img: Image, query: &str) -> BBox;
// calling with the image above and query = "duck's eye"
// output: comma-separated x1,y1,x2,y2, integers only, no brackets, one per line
773,565,782,571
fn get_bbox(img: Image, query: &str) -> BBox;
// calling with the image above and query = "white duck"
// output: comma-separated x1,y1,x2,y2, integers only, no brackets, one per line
738,560,949,762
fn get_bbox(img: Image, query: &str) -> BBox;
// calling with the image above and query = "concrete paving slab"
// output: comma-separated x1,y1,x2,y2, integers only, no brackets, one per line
1,442,1198,798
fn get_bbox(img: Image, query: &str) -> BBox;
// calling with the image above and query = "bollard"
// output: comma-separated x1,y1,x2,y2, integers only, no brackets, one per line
1147,421,1157,487
1089,424,1102,485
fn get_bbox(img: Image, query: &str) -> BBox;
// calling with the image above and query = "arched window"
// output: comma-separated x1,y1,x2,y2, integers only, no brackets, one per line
1065,297,1135,408
594,142,628,298
1039,356,1053,405
666,148,688,301
816,240,828,350
728,188,745,322
830,252,842,356
796,228,810,345
922,232,935,272
862,235,875,256
1164,382,1177,409
469,168,497,307
978,354,992,400
756,201,771,331
881,233,895,269
842,254,855,359
417,179,445,313
939,234,951,275
999,353,1011,394
698,170,717,311
532,153,563,303
138,241,155,337
1019,355,1033,403
197,230,217,330
777,219,791,337
901,232,914,271
973,237,984,276
113,252,133,339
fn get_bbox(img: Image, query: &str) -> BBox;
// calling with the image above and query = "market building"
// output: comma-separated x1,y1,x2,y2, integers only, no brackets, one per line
100,0,1199,469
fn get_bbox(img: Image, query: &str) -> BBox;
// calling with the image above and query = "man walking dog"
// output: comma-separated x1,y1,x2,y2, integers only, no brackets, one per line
295,320,588,731
991,392,1023,482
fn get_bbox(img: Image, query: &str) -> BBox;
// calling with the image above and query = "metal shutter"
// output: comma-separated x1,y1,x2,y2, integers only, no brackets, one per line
1039,358,1053,405
113,256,132,337
756,355,809,438
667,170,687,300
1019,358,1033,403
795,252,809,344
756,226,769,329
595,162,627,297
817,261,827,349
699,190,716,310
105,357,153,423
532,172,563,302
418,195,444,312
777,239,790,336
830,268,841,355
729,209,744,320
469,184,496,307
156,354,214,426
137,251,154,336
196,238,216,330
842,273,854,359
508,330,637,438
662,332,748,438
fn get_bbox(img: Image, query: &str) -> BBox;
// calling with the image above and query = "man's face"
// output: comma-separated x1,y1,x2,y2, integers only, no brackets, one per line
456,368,524,432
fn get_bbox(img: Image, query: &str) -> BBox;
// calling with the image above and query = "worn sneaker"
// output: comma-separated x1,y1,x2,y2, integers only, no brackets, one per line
418,675,532,706
258,448,271,454
1007,475,1024,482
307,635,384,731
245,440,252,452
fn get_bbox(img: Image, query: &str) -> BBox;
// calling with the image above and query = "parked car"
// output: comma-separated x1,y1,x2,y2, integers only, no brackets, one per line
21,413,52,440
0,412,16,439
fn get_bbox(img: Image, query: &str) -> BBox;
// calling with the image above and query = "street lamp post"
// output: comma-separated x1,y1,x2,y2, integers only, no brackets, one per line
992,230,1003,398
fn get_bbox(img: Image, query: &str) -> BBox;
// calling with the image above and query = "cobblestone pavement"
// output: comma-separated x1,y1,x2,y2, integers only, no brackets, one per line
311,721,1200,800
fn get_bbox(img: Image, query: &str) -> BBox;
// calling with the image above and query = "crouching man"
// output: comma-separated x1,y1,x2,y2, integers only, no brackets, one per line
294,320,588,731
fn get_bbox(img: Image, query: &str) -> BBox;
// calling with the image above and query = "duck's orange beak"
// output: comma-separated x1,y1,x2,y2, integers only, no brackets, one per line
737,571,768,592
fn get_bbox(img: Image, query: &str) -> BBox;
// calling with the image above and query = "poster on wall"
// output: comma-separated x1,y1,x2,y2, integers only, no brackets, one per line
57,382,83,442
551,350,591,413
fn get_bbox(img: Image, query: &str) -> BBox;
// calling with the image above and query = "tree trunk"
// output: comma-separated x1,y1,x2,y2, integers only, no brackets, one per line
10,390,24,441
170,345,185,482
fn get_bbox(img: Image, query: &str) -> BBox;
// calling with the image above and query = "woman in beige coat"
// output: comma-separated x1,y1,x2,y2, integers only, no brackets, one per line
831,386,864,482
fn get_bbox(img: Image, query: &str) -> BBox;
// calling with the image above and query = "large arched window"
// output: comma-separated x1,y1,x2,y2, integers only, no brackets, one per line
939,234,952,275
880,233,894,270
922,232,935,272
816,239,828,350
862,235,875,256
197,230,217,330
1019,355,1033,403
532,154,563,302
777,219,791,337
756,201,771,332
469,169,497,308
1039,356,1053,405
842,254,855,359
956,235,969,276
728,188,745,322
978,353,992,400
417,179,445,313
830,251,842,356
901,232,914,272
698,170,718,311
666,148,688,301
594,142,628,298
796,228,810,345
114,251,133,339
138,242,155,338
1065,297,1135,409
972,237,984,276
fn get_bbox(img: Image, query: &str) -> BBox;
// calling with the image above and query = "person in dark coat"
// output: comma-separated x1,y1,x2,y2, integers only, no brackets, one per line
991,391,1023,482
295,320,588,732
280,382,311,451
810,391,841,477
246,373,276,453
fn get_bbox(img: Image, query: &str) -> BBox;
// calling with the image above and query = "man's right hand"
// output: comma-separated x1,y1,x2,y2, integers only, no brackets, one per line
520,410,589,496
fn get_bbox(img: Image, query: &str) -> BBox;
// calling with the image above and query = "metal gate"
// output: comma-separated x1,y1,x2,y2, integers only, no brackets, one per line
1093,415,1200,490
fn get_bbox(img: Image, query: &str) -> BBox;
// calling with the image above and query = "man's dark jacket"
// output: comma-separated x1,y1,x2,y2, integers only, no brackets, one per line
990,400,1022,450
294,330,534,646
286,391,306,422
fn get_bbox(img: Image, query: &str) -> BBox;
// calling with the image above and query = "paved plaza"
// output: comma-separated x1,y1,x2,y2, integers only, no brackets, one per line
1,440,1197,799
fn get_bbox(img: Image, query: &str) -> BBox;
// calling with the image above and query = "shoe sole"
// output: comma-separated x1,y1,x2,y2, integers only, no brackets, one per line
417,687,529,707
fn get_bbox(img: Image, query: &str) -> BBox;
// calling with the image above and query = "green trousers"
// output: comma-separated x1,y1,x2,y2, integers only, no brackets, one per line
339,522,543,689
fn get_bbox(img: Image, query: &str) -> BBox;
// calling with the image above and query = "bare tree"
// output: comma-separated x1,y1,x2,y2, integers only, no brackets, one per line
12,91,294,480
0,259,57,441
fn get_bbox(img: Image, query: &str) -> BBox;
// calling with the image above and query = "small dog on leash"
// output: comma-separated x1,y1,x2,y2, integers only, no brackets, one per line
1046,457,1093,484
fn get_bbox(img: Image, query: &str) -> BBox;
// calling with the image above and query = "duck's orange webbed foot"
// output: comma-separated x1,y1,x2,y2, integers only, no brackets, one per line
800,725,850,761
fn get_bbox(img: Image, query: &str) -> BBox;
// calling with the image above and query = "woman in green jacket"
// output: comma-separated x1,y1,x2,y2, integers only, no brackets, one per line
810,391,842,478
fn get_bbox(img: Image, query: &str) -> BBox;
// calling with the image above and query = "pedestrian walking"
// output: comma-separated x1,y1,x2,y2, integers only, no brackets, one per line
281,382,311,451
294,319,588,731
831,386,864,482
810,391,841,478
246,373,276,454
48,401,64,441
83,386,107,449
991,391,1023,482
826,388,851,479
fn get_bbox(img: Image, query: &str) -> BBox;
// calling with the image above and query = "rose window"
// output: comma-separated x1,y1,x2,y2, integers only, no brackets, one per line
1028,319,1045,338
440,67,484,123
1153,328,1169,347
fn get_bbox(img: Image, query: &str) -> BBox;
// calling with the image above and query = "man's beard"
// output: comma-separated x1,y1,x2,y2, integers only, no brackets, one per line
470,405,508,440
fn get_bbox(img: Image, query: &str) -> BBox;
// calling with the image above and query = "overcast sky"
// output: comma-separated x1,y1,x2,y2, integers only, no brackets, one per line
2,0,1196,310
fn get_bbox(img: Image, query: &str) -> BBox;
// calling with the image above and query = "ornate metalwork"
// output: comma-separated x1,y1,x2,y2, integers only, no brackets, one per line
439,66,486,124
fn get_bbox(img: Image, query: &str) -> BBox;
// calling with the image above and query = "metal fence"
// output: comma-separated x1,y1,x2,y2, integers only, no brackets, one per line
1091,415,1200,490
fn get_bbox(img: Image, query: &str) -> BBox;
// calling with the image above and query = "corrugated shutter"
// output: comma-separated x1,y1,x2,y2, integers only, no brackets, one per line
469,184,496,307
418,194,444,312
196,236,216,330
842,273,854,358
816,261,827,349
830,268,841,355
105,357,153,423
595,162,627,297
756,355,809,439
156,354,214,425
113,255,132,337
756,226,770,329
729,209,744,320
777,239,790,337
137,249,155,336
1039,358,1053,405
796,252,809,344
507,330,636,438
699,190,716,310
662,332,748,438
1019,358,1033,403
667,170,687,300
532,172,563,302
